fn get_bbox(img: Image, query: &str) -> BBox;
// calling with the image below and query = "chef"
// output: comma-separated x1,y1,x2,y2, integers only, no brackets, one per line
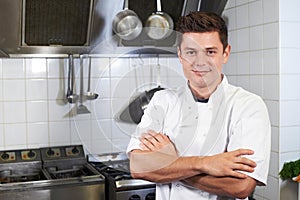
127,11,271,200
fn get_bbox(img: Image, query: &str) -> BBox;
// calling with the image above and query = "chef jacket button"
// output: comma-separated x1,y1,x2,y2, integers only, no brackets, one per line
188,106,191,109
195,116,198,119
176,183,180,187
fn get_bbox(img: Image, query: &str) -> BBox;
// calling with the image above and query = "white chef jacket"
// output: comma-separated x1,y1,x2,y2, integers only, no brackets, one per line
127,75,271,200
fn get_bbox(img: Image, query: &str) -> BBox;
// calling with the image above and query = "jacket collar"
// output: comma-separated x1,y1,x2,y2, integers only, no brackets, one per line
184,74,228,107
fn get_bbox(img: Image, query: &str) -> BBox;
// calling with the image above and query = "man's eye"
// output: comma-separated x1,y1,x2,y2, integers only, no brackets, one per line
186,51,196,55
207,50,216,56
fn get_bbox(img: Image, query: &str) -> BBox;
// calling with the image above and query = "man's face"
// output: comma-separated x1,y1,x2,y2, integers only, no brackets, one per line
178,32,230,95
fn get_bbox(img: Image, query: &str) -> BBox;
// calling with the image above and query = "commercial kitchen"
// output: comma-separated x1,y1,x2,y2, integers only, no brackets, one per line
0,0,299,199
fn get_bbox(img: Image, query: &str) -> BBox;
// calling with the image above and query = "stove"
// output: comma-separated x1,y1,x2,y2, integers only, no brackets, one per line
40,145,105,199
41,145,99,179
0,148,51,200
0,148,46,184
0,145,105,200
89,152,156,200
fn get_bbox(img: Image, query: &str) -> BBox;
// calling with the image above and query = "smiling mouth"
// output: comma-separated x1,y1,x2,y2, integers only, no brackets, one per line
192,69,211,76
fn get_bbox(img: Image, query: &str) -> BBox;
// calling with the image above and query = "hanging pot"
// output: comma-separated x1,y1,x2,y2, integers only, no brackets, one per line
145,0,174,40
112,0,142,40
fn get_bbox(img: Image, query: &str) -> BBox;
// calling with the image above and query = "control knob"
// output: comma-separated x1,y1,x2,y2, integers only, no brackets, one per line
1,152,9,160
129,194,141,200
72,147,79,154
47,148,55,156
27,150,36,158
145,192,155,200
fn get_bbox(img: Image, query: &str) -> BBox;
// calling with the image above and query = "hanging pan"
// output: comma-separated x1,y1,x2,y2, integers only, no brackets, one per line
112,0,143,40
145,0,174,40
117,59,165,124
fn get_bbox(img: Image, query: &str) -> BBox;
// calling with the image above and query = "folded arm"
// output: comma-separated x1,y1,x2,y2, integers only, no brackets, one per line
129,131,257,198
182,174,257,199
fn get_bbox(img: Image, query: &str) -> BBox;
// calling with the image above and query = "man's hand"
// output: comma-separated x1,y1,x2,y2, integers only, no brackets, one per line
200,149,256,178
130,130,178,174
139,130,172,151
138,130,256,179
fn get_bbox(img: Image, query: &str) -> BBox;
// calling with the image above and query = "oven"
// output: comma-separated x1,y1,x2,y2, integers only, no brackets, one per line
89,152,156,200
0,145,105,200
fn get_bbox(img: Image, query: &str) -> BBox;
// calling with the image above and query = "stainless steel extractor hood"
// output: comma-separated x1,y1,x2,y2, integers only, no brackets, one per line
0,0,227,57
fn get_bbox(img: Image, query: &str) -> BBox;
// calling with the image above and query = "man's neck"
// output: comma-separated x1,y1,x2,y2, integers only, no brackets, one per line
188,75,223,100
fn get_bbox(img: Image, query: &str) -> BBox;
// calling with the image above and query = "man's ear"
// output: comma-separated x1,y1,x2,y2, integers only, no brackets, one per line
177,47,183,64
223,45,231,64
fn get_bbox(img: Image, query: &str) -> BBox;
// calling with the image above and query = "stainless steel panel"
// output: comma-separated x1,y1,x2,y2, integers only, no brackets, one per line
50,184,105,200
0,189,50,200
0,0,22,55
0,183,105,200
0,0,226,56
116,188,155,200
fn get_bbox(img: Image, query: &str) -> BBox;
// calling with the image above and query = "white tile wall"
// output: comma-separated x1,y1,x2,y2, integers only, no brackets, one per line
279,0,299,21
26,101,48,122
224,0,300,199
262,75,279,100
249,50,263,74
27,79,48,100
0,0,299,198
249,26,263,50
249,0,263,26
271,126,279,152
223,7,236,31
263,23,278,49
236,28,250,51
236,52,250,74
225,0,235,9
4,123,27,149
269,151,279,178
280,48,300,74
249,75,263,96
3,79,26,101
2,59,25,78
263,49,279,74
265,100,279,127
25,59,47,78
236,4,249,29
280,126,300,152
280,100,300,126
0,124,4,147
281,75,300,100
27,122,49,148
263,176,280,200
3,102,26,123
280,22,300,48
263,0,279,23
0,56,183,154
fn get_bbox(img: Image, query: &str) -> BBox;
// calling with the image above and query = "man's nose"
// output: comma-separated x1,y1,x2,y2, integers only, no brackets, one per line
193,51,210,66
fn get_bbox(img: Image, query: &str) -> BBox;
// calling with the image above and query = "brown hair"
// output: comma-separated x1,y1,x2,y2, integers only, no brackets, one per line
176,11,228,51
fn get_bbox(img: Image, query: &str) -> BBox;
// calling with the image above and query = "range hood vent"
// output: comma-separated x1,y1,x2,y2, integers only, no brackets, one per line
0,0,227,57
23,0,93,46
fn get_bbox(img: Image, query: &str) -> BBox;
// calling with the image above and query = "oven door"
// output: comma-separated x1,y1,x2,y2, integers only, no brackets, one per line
49,180,105,200
116,187,156,200
0,177,105,200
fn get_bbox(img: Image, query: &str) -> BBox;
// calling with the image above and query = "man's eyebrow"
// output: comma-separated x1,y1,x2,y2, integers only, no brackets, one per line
182,46,219,52
184,47,196,50
205,47,218,51
182,47,197,51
